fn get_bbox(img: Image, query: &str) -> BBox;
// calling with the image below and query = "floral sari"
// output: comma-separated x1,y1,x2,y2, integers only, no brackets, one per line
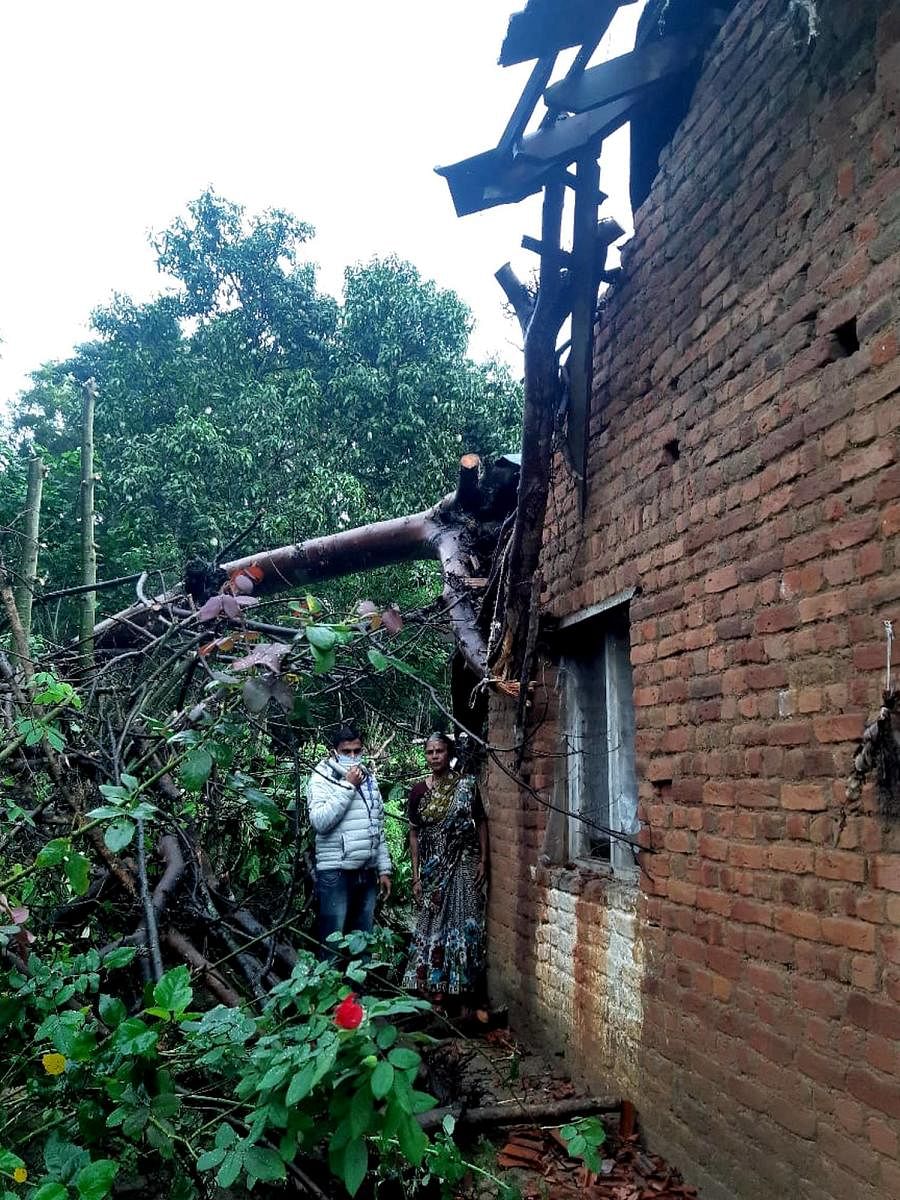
402,773,486,997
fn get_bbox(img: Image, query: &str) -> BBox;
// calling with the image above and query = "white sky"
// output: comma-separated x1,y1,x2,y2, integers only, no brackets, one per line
0,1,645,406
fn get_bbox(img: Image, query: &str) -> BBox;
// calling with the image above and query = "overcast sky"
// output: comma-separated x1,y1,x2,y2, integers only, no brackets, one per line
0,1,645,406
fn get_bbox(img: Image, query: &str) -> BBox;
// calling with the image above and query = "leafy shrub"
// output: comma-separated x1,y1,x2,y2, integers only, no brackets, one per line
1,937,480,1198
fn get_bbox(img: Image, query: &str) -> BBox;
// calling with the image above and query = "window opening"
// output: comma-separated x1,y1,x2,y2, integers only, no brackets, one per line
560,602,638,871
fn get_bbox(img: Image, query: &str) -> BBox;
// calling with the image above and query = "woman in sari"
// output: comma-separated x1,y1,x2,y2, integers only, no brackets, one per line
403,733,489,1017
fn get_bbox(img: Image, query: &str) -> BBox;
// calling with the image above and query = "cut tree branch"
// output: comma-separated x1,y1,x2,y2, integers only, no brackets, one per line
95,455,520,679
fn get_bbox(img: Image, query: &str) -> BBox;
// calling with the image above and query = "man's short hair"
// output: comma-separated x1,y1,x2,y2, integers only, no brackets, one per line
329,723,363,748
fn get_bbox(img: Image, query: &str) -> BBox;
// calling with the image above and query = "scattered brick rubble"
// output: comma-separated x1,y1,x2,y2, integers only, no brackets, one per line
430,1030,699,1200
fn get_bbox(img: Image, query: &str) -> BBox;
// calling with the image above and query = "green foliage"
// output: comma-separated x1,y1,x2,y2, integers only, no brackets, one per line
558,1116,607,1173
0,939,480,1198
1,189,520,643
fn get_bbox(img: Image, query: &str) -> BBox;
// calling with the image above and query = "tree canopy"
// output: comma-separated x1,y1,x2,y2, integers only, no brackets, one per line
3,189,521,616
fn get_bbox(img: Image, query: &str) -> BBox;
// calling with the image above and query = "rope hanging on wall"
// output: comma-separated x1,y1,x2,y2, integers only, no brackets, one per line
845,621,900,819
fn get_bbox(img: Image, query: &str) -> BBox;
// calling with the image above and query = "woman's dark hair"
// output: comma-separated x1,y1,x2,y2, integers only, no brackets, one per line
329,723,363,748
425,731,455,752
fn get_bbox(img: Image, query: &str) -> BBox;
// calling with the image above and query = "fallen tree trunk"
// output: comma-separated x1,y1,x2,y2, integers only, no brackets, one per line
94,454,519,678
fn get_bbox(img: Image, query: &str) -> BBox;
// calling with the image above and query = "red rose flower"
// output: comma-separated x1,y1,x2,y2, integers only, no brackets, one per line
334,993,365,1030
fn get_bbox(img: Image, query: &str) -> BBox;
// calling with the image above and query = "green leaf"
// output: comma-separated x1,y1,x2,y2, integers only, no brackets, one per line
370,1060,394,1099
180,747,213,792
258,1061,291,1092
36,837,69,867
349,1086,374,1139
311,645,336,674
215,1149,242,1190
98,994,127,1028
387,1046,420,1071
146,1120,175,1159
242,1147,285,1184
46,727,66,752
396,1112,428,1166
214,1123,237,1149
367,648,389,671
0,1152,25,1173
86,805,127,819
208,741,235,770
286,1062,317,1104
306,625,337,651
442,1113,456,1136
65,851,91,895
153,965,193,1015
42,1132,88,1180
103,946,137,970
31,1186,69,1200
98,784,128,802
375,1024,398,1050
409,1089,437,1114
151,1092,180,1118
195,1148,226,1172
566,1134,586,1156
113,1017,158,1055
341,1138,368,1197
74,1159,118,1200
103,819,135,852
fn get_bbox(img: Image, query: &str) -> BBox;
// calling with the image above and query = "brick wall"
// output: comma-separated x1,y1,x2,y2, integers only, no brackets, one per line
485,2,900,1198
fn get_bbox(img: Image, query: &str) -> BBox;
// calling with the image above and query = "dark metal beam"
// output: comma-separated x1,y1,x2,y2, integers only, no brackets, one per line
545,33,702,113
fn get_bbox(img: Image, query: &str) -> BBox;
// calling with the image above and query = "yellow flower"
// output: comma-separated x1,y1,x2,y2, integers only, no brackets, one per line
13,1168,27,1183
41,1052,66,1075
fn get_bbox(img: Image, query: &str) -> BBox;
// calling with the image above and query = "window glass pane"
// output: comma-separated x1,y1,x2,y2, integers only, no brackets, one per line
566,650,611,861
561,603,638,869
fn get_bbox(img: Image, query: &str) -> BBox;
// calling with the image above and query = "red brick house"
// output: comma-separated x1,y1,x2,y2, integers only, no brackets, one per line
484,2,900,1197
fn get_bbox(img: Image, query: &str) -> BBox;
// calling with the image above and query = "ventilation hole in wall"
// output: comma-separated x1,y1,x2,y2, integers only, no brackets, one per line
831,317,860,358
662,439,680,465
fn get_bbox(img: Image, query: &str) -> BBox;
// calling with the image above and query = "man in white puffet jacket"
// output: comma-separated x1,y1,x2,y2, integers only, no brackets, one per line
307,723,392,953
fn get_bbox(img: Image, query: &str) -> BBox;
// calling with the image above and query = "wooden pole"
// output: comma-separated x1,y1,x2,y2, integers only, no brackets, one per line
15,456,46,646
568,145,602,513
79,379,98,668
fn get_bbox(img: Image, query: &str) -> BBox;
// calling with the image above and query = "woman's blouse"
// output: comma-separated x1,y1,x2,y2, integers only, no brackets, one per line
407,777,485,831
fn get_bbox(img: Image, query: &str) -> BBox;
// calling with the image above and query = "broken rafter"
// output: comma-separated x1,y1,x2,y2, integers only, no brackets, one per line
436,93,634,218
499,0,638,67
545,32,703,113
496,54,557,155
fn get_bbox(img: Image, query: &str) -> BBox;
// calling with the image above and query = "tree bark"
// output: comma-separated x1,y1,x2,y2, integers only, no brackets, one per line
79,379,98,668
15,456,46,646
94,455,519,678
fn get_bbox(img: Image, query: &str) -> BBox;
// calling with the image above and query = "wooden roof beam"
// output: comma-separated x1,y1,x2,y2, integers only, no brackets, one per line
545,32,703,113
499,0,639,67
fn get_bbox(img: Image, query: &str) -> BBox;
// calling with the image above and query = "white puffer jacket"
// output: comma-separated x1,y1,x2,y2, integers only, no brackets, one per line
307,759,391,875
